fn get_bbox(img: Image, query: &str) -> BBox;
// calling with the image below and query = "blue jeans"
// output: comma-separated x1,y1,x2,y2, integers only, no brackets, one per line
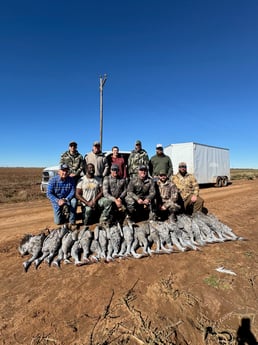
53,198,77,225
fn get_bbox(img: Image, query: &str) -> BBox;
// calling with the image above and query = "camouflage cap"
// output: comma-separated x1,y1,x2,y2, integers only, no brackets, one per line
111,164,119,171
138,165,147,171
135,140,142,145
159,169,167,175
93,141,101,146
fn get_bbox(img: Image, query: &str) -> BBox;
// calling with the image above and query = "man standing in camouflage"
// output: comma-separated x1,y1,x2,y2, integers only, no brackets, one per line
60,141,84,183
128,140,149,179
172,162,204,214
125,165,156,221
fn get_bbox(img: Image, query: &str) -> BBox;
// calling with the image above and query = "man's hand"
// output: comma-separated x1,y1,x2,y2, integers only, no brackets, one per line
143,199,150,206
115,198,122,208
87,200,96,208
58,199,66,206
191,195,197,203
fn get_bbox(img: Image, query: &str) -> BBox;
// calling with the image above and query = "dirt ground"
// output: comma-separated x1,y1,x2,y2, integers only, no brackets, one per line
0,179,258,345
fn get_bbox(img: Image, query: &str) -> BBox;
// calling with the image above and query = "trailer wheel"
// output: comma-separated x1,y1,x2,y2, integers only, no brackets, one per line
222,176,228,187
216,176,222,187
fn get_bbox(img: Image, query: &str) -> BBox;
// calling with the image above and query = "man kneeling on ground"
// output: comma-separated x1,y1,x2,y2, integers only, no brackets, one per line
76,163,112,225
125,165,156,222
47,164,77,225
155,170,180,221
172,162,204,215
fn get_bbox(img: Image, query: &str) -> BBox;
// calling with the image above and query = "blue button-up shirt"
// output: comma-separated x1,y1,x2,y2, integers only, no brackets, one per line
47,175,75,210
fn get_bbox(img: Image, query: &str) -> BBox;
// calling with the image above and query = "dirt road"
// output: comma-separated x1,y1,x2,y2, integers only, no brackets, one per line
0,179,258,344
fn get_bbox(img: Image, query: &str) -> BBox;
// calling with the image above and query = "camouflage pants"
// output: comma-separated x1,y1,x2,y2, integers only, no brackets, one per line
82,197,113,225
125,195,155,221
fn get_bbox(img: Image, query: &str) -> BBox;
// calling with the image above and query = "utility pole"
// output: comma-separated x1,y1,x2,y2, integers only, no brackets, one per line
99,74,107,151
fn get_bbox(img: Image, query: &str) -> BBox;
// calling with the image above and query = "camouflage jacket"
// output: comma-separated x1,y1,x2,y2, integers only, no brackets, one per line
128,149,149,177
156,179,178,205
127,176,156,201
103,175,127,201
60,150,84,178
172,172,199,201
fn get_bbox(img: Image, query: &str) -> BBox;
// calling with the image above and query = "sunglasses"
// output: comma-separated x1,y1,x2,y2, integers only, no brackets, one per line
179,165,187,168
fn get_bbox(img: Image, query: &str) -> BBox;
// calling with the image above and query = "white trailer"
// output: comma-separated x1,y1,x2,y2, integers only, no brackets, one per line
164,142,230,187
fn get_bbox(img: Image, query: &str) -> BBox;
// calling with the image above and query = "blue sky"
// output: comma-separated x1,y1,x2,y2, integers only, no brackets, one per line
0,0,257,168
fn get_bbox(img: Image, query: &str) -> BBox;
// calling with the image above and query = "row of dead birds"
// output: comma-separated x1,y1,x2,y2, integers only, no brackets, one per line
18,212,244,272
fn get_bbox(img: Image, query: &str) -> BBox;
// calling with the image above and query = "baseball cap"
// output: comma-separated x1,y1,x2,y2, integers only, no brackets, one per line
179,162,187,168
159,169,167,175
60,164,69,171
156,144,163,149
138,165,147,171
69,141,77,147
93,141,101,146
135,140,142,145
111,164,119,171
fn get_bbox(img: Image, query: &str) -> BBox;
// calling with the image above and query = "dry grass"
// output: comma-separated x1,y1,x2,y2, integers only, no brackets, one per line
0,167,257,204
230,168,258,180
0,167,45,203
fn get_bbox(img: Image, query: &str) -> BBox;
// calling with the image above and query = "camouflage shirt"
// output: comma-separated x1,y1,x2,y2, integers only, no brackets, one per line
156,179,178,204
127,176,156,201
60,150,84,178
172,172,199,201
128,149,149,177
103,175,127,201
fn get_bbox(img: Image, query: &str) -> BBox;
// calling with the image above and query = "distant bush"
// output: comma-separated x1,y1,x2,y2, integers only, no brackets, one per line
230,169,258,181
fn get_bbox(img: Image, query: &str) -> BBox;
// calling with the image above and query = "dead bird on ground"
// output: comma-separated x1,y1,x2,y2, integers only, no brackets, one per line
118,219,135,258
18,230,48,272
52,228,79,267
105,221,124,262
34,225,68,269
149,220,173,253
71,226,93,266
131,220,152,258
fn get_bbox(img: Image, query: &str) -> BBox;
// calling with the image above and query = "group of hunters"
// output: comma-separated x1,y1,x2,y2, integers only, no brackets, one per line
47,140,205,227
